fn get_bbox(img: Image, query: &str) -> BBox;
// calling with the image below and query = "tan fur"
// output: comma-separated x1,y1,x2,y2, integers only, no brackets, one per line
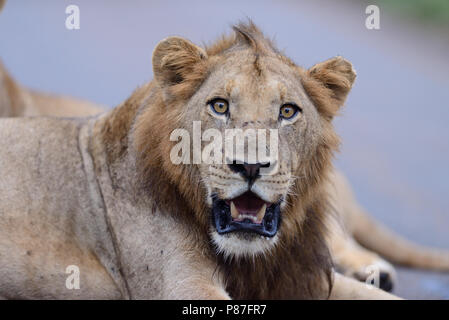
0,21,399,299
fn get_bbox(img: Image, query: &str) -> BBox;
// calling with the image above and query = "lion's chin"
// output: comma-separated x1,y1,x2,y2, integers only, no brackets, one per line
210,229,279,259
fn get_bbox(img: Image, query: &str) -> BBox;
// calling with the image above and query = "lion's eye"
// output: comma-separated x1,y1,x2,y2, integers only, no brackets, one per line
279,104,300,120
209,99,229,115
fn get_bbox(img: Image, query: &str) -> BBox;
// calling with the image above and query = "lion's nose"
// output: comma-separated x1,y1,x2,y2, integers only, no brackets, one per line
228,161,270,182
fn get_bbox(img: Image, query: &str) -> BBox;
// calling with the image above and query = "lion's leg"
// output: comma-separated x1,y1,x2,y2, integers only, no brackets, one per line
0,212,122,299
164,275,231,300
160,246,230,300
327,216,396,292
329,272,400,300
326,170,397,292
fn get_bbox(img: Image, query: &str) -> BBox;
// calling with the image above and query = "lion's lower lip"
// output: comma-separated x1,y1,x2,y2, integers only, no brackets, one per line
211,194,281,237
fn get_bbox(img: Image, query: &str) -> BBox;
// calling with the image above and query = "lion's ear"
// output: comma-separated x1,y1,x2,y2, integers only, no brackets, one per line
152,36,208,90
302,56,356,119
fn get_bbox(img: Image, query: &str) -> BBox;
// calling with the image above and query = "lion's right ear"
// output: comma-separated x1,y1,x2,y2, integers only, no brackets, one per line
152,36,208,92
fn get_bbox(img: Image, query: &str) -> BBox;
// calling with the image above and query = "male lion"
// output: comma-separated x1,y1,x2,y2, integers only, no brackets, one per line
2,2,448,295
1,68,448,297
0,22,400,299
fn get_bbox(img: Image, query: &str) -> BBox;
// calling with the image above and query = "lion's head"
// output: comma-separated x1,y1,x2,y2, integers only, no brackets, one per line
134,22,356,261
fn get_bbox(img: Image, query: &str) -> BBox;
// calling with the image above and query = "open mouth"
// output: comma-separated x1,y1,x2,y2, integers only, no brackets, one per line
212,191,281,237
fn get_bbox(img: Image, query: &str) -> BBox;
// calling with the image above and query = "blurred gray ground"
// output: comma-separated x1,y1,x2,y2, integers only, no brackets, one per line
0,0,448,299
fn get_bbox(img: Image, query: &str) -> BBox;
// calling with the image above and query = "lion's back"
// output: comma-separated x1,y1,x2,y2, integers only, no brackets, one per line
0,117,100,230
0,117,121,299
0,117,85,201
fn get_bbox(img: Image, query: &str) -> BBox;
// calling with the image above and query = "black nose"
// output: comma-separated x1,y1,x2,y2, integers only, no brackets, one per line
228,161,270,182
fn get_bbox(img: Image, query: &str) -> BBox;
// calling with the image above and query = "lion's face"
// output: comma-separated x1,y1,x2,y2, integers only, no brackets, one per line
148,25,355,259
177,52,322,257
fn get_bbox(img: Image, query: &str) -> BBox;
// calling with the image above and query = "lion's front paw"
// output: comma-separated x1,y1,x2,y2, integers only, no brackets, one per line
347,259,397,292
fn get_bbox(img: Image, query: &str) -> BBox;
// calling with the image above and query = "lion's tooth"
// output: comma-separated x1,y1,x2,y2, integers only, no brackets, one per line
230,201,239,219
256,203,267,222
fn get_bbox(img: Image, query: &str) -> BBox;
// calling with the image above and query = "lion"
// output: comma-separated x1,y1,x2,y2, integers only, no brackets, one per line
2,67,448,297
0,21,401,299
1,0,448,294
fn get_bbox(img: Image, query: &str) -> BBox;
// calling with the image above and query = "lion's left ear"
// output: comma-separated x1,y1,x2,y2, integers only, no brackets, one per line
302,56,356,119
152,36,208,94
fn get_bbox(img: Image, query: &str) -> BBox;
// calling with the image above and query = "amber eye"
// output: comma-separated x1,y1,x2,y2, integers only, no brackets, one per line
279,104,300,120
209,98,229,115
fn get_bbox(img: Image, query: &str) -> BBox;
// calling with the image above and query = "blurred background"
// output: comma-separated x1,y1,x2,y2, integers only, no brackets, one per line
0,0,448,299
